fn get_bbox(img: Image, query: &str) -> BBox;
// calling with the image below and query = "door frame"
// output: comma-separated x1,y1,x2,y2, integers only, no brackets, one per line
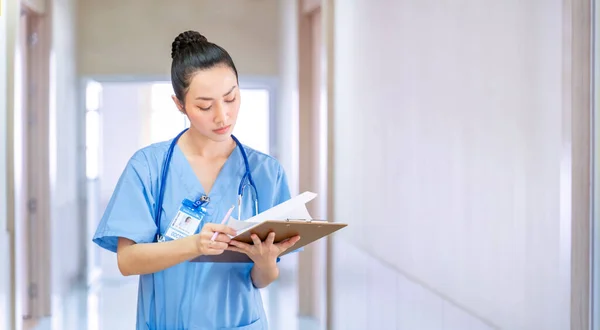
323,1,335,329
591,0,600,327
566,0,593,328
297,0,332,328
8,0,53,329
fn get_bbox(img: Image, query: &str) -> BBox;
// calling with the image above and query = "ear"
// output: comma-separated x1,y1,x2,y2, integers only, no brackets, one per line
172,95,185,114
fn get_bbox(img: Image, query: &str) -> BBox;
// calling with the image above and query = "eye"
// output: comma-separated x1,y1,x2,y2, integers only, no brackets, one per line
225,97,236,103
198,105,211,111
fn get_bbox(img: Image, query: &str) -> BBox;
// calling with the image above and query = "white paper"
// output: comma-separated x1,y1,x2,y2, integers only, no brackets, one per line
284,204,312,221
226,217,257,233
227,191,317,237
248,191,317,223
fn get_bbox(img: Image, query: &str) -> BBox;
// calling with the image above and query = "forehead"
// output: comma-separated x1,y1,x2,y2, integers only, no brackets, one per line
186,65,238,98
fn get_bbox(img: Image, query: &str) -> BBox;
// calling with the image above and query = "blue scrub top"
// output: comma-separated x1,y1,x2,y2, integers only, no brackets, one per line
92,138,292,330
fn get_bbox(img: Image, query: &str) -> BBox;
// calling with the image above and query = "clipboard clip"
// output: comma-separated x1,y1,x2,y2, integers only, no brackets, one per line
285,218,321,223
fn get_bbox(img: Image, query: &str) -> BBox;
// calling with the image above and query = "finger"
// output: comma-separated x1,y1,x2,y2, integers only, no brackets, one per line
205,248,226,255
265,232,275,245
213,233,232,243
204,223,237,237
251,234,262,246
229,240,251,251
203,241,228,254
276,236,301,250
207,240,229,251
226,246,245,254
276,235,299,245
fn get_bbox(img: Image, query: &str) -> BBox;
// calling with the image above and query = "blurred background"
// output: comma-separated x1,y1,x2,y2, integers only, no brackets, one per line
0,0,599,329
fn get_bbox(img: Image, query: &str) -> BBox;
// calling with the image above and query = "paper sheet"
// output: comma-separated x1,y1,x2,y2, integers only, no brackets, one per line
226,191,317,237
248,191,317,222
226,217,257,233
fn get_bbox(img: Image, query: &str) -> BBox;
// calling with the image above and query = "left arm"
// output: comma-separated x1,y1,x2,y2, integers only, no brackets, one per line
232,163,299,288
251,259,279,289
228,232,300,288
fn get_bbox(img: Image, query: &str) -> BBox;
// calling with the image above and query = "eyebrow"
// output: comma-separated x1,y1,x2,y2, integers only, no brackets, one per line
195,85,237,101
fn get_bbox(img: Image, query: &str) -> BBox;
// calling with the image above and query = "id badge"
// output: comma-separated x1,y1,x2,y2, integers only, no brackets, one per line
164,199,207,240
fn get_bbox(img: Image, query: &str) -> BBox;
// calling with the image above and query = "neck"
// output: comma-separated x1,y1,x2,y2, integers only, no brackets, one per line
180,128,235,158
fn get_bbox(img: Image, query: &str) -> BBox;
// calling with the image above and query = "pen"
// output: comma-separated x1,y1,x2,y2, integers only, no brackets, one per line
211,205,235,241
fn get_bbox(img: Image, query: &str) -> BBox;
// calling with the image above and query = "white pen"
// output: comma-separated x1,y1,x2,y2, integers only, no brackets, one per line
211,205,235,241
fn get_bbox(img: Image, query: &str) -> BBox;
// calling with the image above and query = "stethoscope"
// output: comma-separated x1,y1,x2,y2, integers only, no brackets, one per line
154,128,259,241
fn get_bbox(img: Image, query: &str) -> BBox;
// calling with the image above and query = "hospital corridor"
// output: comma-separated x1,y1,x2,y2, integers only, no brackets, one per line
1,0,600,329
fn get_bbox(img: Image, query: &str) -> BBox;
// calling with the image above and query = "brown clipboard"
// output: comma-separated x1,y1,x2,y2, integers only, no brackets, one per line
191,219,347,263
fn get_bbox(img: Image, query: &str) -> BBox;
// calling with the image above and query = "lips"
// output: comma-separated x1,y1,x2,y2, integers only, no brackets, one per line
213,125,231,135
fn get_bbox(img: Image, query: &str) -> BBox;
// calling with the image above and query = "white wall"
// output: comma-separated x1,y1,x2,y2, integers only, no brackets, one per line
331,1,566,330
277,1,299,195
96,83,146,279
51,0,82,296
77,0,281,77
98,84,145,211
0,0,11,327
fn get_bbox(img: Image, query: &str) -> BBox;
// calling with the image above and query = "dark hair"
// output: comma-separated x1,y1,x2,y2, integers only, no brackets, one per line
170,30,239,103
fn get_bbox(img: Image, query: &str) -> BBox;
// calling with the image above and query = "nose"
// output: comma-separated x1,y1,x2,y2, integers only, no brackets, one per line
214,103,228,124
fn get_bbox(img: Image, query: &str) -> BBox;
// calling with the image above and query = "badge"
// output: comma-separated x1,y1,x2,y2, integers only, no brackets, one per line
164,198,207,240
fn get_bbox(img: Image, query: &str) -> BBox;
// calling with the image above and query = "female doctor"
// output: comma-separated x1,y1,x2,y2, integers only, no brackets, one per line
92,30,300,330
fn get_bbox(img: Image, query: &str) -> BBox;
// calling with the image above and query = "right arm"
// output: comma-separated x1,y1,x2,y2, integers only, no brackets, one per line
116,223,236,276
92,152,237,275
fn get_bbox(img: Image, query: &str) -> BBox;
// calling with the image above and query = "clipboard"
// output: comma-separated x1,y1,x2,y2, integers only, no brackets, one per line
191,219,347,263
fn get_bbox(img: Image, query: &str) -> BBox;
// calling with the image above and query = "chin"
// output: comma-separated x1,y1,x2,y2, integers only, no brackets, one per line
210,132,233,142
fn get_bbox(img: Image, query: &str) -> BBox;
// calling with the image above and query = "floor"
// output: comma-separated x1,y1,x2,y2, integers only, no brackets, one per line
32,254,319,330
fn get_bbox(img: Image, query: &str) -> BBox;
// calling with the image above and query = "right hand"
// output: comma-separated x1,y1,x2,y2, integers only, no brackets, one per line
194,223,237,256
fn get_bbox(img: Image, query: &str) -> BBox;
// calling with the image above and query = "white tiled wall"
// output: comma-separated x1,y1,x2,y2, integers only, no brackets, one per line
332,239,494,330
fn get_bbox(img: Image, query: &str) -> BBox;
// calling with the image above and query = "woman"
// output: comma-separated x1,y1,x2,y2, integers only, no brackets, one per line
92,30,300,329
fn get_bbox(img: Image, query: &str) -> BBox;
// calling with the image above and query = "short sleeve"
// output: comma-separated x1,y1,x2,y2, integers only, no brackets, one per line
272,164,291,206
92,151,158,253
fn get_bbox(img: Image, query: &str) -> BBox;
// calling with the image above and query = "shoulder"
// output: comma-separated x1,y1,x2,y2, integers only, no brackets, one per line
124,140,171,176
239,144,291,206
130,140,170,164
240,144,285,175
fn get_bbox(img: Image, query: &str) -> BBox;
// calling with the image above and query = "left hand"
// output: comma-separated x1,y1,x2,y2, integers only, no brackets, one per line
227,232,301,265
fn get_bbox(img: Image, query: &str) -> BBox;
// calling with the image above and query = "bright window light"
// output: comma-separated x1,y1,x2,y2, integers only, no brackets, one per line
86,110,100,180
150,83,188,144
149,84,271,155
85,80,103,180
86,81,103,111
234,89,270,154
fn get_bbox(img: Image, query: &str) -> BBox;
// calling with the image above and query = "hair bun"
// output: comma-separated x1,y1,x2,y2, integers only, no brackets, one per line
171,31,208,59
